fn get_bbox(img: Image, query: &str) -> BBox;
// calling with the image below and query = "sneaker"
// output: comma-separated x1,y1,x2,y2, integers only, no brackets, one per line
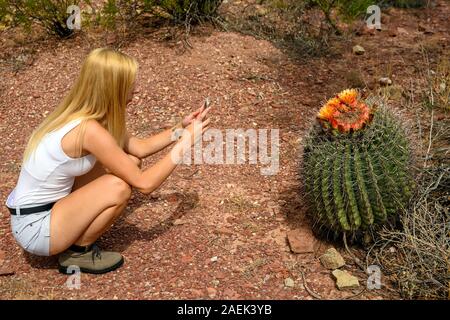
58,243,124,274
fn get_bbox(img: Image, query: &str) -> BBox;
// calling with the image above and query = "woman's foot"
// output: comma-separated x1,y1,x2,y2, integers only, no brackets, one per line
58,243,124,274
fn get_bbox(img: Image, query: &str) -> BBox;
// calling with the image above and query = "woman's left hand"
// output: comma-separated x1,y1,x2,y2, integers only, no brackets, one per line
181,104,207,128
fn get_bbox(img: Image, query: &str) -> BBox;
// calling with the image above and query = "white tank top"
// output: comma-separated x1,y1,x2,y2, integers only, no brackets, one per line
5,118,97,207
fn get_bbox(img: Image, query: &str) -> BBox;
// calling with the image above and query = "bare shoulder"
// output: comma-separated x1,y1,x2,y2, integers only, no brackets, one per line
83,119,115,147
84,119,109,137
85,118,104,131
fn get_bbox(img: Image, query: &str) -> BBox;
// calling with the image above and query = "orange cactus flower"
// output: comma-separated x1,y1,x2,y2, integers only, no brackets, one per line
317,89,373,133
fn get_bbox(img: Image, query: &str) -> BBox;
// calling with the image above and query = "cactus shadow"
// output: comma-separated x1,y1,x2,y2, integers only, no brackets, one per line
277,185,340,249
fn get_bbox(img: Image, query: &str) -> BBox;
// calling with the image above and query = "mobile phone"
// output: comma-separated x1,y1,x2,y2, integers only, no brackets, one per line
204,97,211,109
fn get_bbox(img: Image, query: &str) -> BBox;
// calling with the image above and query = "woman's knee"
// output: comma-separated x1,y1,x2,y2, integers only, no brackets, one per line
104,174,132,203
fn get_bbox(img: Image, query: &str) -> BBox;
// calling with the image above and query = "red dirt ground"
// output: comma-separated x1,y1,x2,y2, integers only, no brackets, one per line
0,1,448,299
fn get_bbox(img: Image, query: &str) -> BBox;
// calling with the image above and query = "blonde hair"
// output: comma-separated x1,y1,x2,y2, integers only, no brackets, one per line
23,48,138,162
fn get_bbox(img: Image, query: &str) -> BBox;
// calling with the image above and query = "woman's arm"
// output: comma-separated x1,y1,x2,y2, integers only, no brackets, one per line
124,123,183,159
124,105,206,159
83,112,210,194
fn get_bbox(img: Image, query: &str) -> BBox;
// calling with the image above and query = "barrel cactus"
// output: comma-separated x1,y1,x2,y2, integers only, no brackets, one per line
303,89,413,240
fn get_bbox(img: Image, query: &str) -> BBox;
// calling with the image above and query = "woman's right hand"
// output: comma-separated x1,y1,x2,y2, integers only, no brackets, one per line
172,106,211,162
180,106,211,146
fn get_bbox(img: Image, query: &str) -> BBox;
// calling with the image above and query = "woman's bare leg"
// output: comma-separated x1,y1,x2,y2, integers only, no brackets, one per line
49,155,142,255
49,174,131,255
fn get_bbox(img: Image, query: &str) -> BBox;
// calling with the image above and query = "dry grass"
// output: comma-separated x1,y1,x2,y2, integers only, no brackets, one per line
367,50,449,299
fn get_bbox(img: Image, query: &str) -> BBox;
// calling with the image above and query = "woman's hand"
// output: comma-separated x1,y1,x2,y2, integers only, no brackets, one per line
180,106,211,146
172,106,211,163
181,102,211,128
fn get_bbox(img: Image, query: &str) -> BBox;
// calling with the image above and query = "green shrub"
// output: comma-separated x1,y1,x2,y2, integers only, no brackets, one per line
337,0,375,21
157,0,223,23
0,0,7,21
98,0,156,29
4,0,82,38
303,91,413,240
387,0,428,8
98,0,223,31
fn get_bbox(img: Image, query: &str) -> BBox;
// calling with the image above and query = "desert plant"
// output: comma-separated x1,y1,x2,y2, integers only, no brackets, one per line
303,89,413,240
98,0,156,30
387,0,429,8
368,112,449,299
158,0,223,23
6,0,82,38
307,0,376,34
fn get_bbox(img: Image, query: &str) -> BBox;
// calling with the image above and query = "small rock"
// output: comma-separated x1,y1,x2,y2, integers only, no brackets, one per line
418,23,434,34
284,278,295,288
254,5,268,16
353,45,365,55
211,279,220,286
210,256,218,262
206,287,217,298
397,27,409,35
0,267,14,277
173,219,188,226
379,77,393,86
287,229,317,254
320,248,345,269
332,269,360,290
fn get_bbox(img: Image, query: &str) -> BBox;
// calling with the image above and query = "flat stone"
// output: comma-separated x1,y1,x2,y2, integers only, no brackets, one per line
206,287,217,298
284,278,295,288
320,248,345,269
379,77,393,86
397,27,409,35
287,229,317,254
353,45,365,55
173,219,188,226
0,267,14,277
332,269,360,290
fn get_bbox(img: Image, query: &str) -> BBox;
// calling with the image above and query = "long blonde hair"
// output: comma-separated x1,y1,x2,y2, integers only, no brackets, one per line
23,48,138,162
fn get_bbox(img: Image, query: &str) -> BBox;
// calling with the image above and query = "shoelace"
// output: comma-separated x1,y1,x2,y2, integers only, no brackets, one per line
91,244,102,264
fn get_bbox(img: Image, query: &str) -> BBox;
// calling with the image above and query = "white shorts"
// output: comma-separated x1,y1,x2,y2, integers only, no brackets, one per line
10,205,52,257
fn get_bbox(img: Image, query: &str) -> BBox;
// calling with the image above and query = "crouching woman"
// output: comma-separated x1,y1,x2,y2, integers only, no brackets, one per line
5,48,210,274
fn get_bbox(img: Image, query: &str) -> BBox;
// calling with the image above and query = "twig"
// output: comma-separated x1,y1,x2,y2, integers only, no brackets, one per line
300,267,323,300
179,168,199,179
343,233,366,271
344,288,366,300
423,108,434,169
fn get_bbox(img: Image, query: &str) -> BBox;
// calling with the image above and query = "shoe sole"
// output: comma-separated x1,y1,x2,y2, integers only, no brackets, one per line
58,257,124,275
